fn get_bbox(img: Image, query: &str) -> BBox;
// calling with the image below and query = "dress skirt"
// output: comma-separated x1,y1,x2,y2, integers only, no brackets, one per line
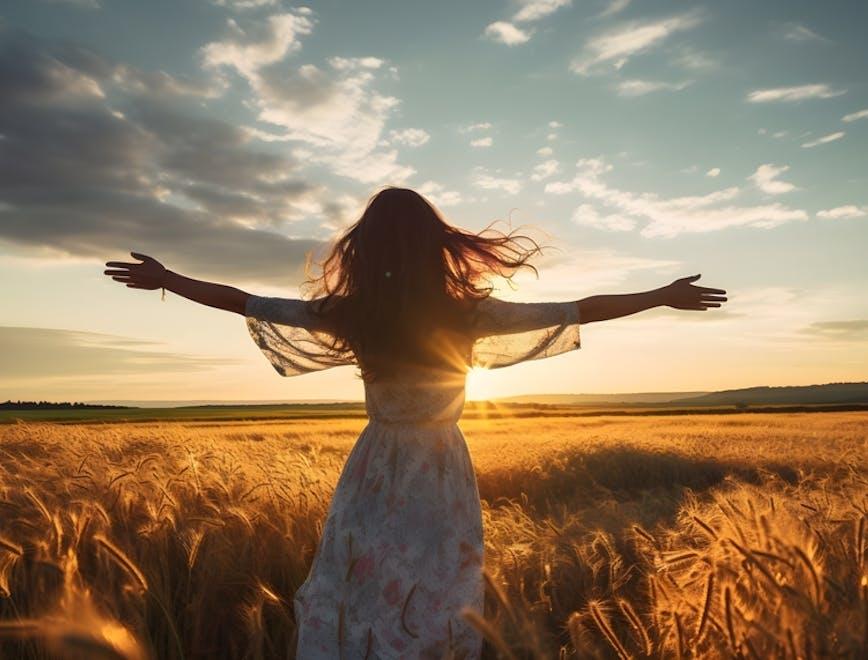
293,418,485,659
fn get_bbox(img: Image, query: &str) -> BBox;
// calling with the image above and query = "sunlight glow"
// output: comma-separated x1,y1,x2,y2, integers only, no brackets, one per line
465,366,497,401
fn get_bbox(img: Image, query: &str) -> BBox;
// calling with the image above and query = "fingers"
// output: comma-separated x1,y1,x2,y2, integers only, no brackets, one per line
104,269,133,276
700,294,727,303
130,251,148,261
696,286,726,295
126,283,153,289
105,261,136,269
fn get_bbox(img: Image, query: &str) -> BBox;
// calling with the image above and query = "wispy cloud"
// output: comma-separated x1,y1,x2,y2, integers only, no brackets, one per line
571,11,702,75
483,21,531,46
615,78,691,96
816,205,867,220
537,146,553,157
545,158,807,237
842,108,868,123
799,320,868,341
483,0,572,46
459,122,492,133
572,203,636,231
387,128,430,147
513,0,572,23
749,164,797,194
779,22,828,43
801,131,844,148
530,159,560,181
470,136,493,148
706,168,720,177
471,168,522,195
746,84,846,103
202,11,413,184
597,0,631,19
417,181,463,207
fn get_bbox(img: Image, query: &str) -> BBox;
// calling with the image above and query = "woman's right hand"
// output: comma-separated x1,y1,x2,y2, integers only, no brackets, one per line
104,252,167,290
661,274,727,311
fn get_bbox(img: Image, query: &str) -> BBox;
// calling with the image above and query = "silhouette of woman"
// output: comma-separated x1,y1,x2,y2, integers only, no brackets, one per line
104,187,726,658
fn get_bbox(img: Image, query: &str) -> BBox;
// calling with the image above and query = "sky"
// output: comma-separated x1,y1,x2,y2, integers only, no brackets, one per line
1,0,867,403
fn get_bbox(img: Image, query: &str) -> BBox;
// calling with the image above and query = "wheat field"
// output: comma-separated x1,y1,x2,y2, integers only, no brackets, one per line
0,412,865,659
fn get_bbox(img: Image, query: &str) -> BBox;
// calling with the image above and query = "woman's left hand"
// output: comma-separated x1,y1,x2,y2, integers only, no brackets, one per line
661,274,727,311
104,252,167,290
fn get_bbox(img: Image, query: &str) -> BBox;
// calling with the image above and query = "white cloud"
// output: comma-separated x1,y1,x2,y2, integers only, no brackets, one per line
548,120,563,128
842,108,868,123
531,159,560,181
417,181,464,207
673,47,717,71
816,205,867,220
460,122,492,133
211,0,280,9
746,84,846,103
513,0,572,23
388,128,430,147
780,23,827,43
598,0,631,19
572,203,636,231
545,157,808,237
471,168,522,195
537,146,554,157
571,11,702,75
470,136,493,148
749,164,797,194
201,12,413,184
706,168,720,177
615,78,691,96
483,21,532,46
801,131,844,148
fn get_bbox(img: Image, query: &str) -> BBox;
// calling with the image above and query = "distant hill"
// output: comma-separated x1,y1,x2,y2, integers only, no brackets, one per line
669,382,868,407
496,382,868,407
495,392,710,405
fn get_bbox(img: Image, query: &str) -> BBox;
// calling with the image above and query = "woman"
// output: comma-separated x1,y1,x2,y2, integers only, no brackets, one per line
104,186,726,659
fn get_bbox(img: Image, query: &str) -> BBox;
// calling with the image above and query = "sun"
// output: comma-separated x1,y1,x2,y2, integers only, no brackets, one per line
465,366,496,402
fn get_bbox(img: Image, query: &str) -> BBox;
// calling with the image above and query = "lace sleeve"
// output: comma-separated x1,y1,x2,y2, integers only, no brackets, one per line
245,295,356,377
470,296,581,369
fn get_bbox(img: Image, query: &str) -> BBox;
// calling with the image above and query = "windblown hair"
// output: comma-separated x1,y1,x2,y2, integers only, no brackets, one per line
303,187,548,382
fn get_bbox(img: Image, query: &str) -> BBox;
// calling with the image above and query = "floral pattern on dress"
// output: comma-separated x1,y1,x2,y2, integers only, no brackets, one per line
245,294,581,658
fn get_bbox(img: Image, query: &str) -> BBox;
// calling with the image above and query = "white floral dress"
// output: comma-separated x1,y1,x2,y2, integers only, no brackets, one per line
245,294,581,659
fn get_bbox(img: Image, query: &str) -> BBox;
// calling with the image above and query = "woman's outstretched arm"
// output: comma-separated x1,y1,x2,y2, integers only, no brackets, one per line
577,274,727,323
104,252,250,315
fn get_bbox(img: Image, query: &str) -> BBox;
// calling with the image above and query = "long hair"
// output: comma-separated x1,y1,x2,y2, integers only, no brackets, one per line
302,187,548,382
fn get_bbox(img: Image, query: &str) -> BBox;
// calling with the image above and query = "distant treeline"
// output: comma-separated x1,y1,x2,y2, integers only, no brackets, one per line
0,401,133,410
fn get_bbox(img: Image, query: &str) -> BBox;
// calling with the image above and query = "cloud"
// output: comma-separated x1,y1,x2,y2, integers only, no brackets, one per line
201,11,413,184
0,28,342,283
779,23,828,43
816,205,867,220
483,21,532,46
512,0,572,23
483,1,572,46
470,136,493,148
673,47,717,71
0,326,235,380
571,11,702,75
746,84,846,103
598,0,631,19
615,78,691,96
545,157,808,237
471,168,522,195
749,164,797,194
537,146,553,157
211,0,280,9
530,159,560,181
842,108,868,123
387,128,430,147
417,181,464,207
460,122,492,133
801,131,844,148
799,320,868,342
572,203,636,231
706,168,720,177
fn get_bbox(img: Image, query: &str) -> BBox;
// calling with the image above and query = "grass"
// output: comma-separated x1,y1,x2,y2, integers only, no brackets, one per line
0,412,865,658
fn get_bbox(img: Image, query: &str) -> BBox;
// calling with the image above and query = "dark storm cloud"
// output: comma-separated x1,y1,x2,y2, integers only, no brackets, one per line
0,326,236,379
0,28,339,283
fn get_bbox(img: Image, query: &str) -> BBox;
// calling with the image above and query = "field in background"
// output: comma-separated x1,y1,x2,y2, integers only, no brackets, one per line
0,412,866,658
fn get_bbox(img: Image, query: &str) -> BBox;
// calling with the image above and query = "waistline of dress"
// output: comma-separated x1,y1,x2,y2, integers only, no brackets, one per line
366,416,460,429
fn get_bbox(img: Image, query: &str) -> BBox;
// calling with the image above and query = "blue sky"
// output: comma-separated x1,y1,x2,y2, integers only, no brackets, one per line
1,0,866,402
